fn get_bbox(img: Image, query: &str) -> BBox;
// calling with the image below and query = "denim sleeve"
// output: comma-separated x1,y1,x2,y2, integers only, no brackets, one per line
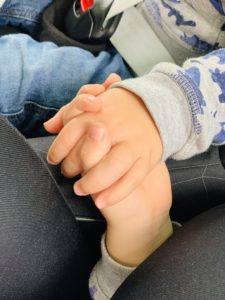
113,49,225,160
0,33,132,115
0,0,54,36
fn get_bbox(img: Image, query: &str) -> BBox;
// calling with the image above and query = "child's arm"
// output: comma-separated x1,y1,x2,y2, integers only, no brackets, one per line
46,49,225,209
46,86,163,209
88,161,172,300
45,80,173,299
75,123,172,300
44,73,121,135
113,49,225,160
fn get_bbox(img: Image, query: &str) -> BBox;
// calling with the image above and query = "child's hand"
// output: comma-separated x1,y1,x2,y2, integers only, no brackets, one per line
76,124,172,267
47,86,163,209
44,73,121,134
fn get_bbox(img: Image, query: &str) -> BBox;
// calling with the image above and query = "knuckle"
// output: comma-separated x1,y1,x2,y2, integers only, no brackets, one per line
79,86,87,94
80,149,93,170
62,153,81,177
61,162,73,177
79,85,91,94
59,133,73,153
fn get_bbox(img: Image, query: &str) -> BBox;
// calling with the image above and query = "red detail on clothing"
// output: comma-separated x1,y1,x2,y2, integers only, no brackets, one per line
80,0,94,12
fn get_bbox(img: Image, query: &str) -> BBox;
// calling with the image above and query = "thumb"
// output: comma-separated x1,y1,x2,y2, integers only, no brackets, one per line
103,73,121,89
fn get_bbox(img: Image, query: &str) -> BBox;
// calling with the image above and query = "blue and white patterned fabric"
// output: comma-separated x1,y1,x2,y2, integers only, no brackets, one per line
114,0,225,160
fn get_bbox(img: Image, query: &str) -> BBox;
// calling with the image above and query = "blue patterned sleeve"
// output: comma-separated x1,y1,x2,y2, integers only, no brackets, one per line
181,49,225,145
114,48,225,160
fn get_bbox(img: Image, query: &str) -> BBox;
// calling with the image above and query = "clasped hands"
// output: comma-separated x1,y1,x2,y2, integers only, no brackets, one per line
44,74,163,210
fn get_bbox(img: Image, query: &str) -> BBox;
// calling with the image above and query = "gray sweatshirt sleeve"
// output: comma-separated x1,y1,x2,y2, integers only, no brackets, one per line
113,49,225,161
89,235,135,300
88,49,225,300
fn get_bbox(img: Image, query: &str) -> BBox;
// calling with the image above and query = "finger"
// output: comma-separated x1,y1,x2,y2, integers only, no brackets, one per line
73,142,135,196
77,84,105,96
61,123,111,178
72,94,102,113
44,105,68,134
80,123,111,172
60,137,85,178
45,84,105,133
62,94,102,126
71,74,122,117
94,158,147,209
47,118,87,165
102,73,121,89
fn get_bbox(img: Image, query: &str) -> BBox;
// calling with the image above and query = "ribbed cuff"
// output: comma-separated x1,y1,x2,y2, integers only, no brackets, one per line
112,63,193,161
89,234,135,300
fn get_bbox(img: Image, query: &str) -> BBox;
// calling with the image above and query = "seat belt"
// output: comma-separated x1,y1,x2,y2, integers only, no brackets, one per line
105,0,175,75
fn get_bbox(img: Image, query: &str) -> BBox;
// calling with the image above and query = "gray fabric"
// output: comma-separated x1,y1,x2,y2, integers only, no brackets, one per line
28,136,225,300
168,146,225,221
89,235,135,300
0,117,91,299
27,136,104,222
113,204,225,300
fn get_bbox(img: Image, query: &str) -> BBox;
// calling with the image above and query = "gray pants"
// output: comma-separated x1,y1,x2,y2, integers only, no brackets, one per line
1,116,225,299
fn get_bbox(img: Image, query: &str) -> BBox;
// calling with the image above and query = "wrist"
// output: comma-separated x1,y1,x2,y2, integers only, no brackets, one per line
106,215,172,267
110,87,163,163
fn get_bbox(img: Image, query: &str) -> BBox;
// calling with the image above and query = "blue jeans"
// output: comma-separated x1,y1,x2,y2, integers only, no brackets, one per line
0,1,133,137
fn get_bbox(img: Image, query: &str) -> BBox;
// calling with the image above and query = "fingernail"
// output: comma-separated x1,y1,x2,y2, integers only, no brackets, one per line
43,120,50,127
47,155,57,165
74,183,87,196
88,126,105,141
87,96,96,101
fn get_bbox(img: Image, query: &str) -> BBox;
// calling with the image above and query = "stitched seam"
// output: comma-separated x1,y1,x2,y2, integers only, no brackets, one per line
172,176,202,186
168,71,202,135
172,175,225,186
0,8,41,22
204,176,225,181
201,165,209,201
168,162,220,171
0,101,58,116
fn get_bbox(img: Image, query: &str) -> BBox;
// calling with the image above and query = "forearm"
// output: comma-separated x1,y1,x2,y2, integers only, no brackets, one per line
106,215,172,267
89,162,173,299
89,216,172,300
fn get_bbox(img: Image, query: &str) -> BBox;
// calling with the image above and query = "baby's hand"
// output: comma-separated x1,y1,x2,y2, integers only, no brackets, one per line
78,124,172,267
44,73,121,134
47,86,163,209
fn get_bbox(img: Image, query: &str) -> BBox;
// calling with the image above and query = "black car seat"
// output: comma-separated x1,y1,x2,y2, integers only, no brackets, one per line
28,136,225,299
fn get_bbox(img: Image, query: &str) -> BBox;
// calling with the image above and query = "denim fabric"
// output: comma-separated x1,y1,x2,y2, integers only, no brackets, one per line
0,34,133,137
0,0,54,36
